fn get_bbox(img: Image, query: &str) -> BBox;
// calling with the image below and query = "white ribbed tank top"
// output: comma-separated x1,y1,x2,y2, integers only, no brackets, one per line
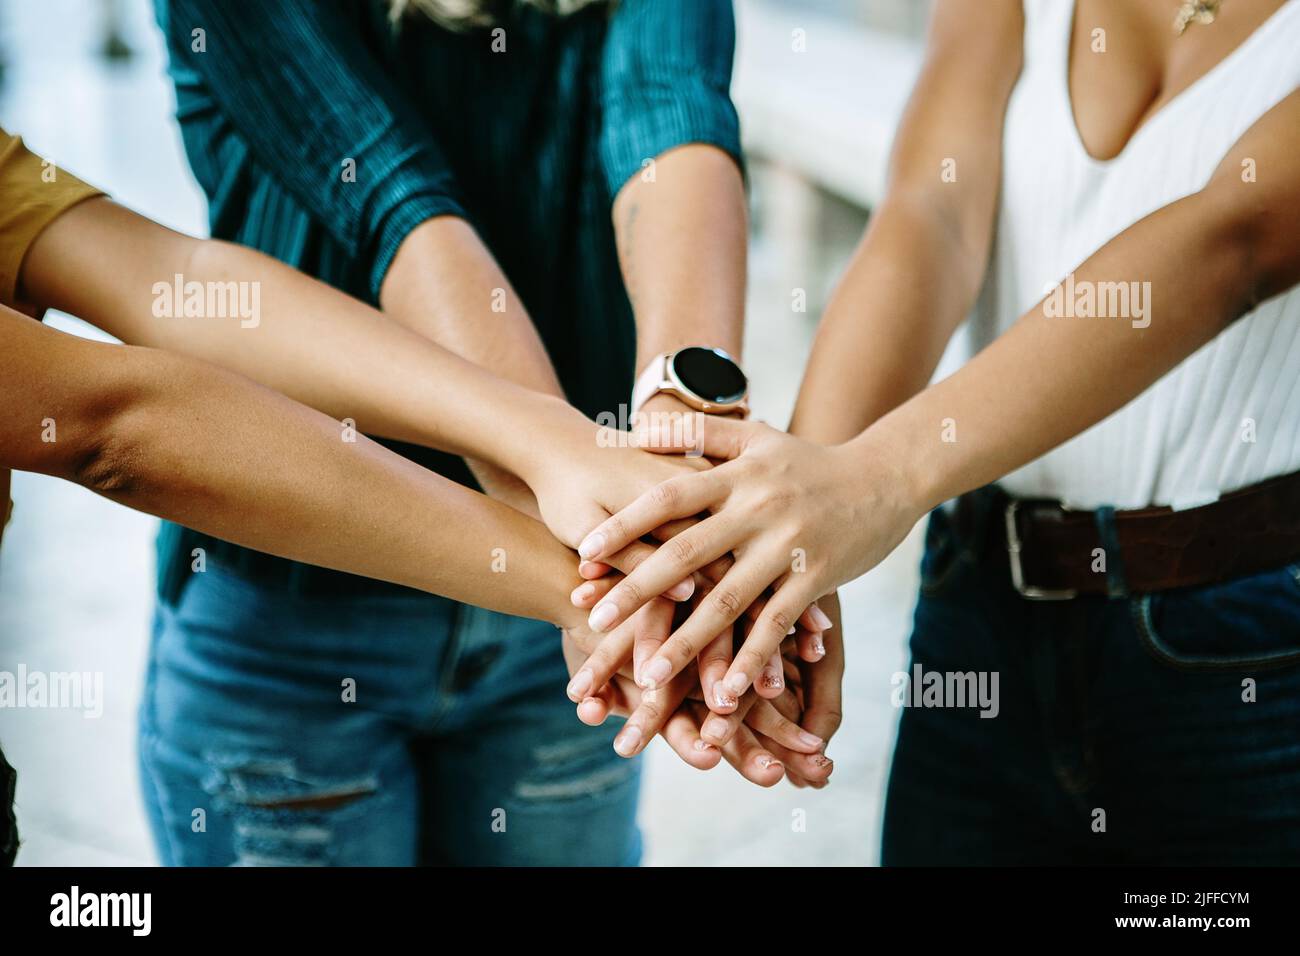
968,0,1300,510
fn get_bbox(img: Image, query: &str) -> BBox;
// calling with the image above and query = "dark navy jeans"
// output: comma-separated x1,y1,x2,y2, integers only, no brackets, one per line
882,488,1300,865
138,566,641,866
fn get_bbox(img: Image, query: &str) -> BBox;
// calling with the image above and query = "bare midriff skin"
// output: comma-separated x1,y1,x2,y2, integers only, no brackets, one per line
574,0,1300,753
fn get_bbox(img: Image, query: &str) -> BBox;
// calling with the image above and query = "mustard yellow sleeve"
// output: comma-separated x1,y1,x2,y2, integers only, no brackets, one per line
0,130,106,310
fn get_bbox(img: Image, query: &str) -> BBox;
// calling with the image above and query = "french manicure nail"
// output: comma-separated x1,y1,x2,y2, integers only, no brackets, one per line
723,672,749,695
567,669,593,700
588,602,618,632
613,724,642,756
666,578,695,601
810,605,834,630
641,657,672,690
756,755,783,772
578,532,605,561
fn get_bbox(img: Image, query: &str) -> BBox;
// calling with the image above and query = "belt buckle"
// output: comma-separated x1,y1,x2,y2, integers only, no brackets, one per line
1003,500,1079,601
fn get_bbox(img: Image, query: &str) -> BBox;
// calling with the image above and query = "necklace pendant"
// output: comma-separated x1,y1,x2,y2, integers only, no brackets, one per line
1174,0,1222,36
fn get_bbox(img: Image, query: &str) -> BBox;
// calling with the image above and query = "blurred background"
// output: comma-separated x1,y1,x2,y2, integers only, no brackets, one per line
0,0,937,866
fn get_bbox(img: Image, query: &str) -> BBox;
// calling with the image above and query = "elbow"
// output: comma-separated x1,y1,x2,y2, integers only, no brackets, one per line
63,351,164,500
1199,179,1299,319
70,424,145,499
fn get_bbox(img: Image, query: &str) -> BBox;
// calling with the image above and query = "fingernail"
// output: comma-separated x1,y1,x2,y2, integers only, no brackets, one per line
570,582,595,605
760,666,783,691
640,657,672,690
703,717,730,740
578,532,605,561
588,601,618,632
812,754,833,769
811,637,825,658
786,625,796,636
810,605,833,630
714,686,738,709
756,755,783,772
693,739,717,752
723,672,749,695
666,577,695,601
798,730,825,749
566,669,593,700
613,724,642,756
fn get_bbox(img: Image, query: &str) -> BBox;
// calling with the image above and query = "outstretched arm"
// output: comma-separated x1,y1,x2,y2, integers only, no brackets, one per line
575,86,1300,702
0,305,576,624
18,197,703,560
0,308,795,779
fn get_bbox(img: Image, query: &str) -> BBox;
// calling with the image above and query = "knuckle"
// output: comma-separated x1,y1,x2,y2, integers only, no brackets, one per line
615,578,644,608
814,707,844,735
736,648,768,677
766,606,796,636
618,545,650,573
710,586,745,619
667,534,698,567
603,514,628,545
637,698,666,725
650,480,680,510
663,635,697,668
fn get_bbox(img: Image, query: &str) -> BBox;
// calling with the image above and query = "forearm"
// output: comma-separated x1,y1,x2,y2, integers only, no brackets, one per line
380,215,570,511
380,215,565,398
4,326,581,625
791,0,1020,445
853,186,1273,511
21,199,595,485
789,195,983,445
613,144,747,372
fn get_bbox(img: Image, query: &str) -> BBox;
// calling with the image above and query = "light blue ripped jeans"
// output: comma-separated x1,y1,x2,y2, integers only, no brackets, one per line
138,566,642,866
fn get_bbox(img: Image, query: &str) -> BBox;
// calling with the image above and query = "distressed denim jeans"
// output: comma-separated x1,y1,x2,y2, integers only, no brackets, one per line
138,566,642,866
882,488,1300,865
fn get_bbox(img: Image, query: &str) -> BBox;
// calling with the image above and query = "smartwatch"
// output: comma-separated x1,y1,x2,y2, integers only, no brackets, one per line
631,347,749,417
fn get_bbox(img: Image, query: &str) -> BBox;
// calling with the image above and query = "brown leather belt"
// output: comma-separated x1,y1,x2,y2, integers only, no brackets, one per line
990,469,1300,598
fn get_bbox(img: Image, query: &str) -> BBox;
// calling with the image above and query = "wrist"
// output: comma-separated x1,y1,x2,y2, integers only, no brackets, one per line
842,412,942,518
505,394,603,489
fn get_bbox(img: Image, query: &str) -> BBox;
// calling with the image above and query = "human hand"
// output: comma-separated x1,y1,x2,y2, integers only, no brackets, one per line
562,599,829,787
574,417,922,701
522,400,709,553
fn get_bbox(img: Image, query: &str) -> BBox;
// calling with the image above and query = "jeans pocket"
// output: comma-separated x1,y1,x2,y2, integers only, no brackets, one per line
1130,563,1300,672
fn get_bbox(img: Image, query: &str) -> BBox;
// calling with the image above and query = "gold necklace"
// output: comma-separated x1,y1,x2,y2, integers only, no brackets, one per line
1174,0,1223,35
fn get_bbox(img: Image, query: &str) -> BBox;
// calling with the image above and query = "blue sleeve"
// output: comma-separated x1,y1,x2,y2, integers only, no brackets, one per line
156,0,466,298
598,0,744,199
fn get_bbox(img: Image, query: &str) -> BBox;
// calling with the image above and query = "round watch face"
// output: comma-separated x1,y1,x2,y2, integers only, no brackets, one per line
670,347,748,405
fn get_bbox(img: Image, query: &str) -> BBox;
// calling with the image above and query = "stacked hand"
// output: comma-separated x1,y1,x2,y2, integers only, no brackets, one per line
537,406,916,787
